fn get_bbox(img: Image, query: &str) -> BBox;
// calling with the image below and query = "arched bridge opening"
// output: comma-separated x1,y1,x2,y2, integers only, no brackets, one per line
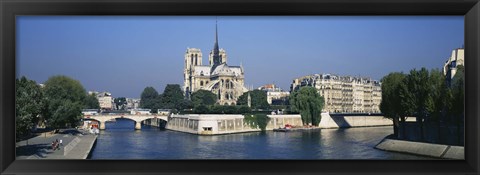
83,114,169,130
142,117,168,129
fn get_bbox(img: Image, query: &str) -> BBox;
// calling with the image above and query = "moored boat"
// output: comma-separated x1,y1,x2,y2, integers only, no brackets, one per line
273,124,293,132
273,128,290,132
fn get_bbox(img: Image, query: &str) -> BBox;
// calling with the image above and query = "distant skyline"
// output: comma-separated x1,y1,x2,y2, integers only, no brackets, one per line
17,16,464,98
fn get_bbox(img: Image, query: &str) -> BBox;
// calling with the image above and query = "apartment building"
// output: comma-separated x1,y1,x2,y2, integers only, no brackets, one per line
291,74,381,113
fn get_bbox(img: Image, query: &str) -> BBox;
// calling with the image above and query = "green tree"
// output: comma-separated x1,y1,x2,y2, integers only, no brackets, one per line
191,90,217,108
159,84,184,110
400,68,429,141
43,75,86,128
193,105,210,114
243,114,270,131
210,105,224,114
289,86,324,126
237,105,252,114
384,66,462,143
178,99,194,111
114,97,127,110
237,90,270,109
140,86,160,112
399,68,443,141
451,65,464,118
223,105,237,114
426,69,449,122
451,65,464,145
16,76,45,140
427,68,455,143
380,72,406,138
84,94,100,109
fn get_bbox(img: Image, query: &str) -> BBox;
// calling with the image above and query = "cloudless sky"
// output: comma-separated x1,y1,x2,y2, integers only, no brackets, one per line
17,16,464,98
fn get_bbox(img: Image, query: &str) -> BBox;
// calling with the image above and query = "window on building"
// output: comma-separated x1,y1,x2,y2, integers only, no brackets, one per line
195,54,198,65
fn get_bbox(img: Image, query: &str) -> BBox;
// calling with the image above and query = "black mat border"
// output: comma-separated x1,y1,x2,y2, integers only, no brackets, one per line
1,0,479,175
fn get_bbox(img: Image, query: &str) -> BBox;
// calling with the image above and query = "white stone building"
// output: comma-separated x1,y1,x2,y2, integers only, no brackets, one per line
443,47,464,86
183,22,248,105
291,74,382,113
257,84,290,105
96,92,113,110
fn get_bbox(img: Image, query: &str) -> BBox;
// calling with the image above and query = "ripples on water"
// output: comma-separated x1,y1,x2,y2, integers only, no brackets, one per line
89,118,432,160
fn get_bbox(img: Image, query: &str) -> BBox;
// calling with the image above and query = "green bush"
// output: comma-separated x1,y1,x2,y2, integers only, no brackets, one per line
223,106,237,114
243,114,270,131
237,105,252,114
194,105,209,114
209,105,223,114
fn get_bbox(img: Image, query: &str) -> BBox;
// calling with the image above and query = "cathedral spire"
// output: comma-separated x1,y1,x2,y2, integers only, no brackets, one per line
213,19,220,64
215,19,218,51
211,18,221,73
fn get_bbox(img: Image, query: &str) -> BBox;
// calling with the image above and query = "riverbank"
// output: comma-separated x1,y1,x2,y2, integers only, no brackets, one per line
16,129,97,159
375,138,464,159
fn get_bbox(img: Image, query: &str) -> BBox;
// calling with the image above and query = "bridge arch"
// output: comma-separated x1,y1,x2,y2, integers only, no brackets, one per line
83,114,169,130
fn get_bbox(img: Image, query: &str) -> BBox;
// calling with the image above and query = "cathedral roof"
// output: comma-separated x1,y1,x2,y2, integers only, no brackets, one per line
211,63,236,76
193,66,211,76
229,67,243,76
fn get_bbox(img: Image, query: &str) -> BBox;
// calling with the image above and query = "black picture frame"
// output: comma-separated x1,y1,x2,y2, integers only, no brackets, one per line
1,0,479,174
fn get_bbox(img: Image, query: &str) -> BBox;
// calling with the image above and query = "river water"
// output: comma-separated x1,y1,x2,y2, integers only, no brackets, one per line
89,118,432,159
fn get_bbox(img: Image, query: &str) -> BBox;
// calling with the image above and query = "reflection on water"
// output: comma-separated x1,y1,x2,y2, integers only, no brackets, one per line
89,119,432,159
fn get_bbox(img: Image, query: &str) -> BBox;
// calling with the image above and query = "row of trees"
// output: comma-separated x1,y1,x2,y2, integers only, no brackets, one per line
194,105,252,114
139,85,326,126
139,87,272,113
16,75,100,140
139,84,190,113
380,66,464,141
236,89,270,109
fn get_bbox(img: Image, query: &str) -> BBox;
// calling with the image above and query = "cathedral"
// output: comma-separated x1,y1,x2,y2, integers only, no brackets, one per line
183,22,248,105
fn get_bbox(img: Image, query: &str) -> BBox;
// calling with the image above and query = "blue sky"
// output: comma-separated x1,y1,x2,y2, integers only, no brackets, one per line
17,16,464,98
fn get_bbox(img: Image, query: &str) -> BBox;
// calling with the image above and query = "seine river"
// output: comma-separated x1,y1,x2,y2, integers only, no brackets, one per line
89,118,432,159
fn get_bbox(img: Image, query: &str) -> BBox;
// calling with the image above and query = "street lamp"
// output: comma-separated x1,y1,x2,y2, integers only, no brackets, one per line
44,120,47,138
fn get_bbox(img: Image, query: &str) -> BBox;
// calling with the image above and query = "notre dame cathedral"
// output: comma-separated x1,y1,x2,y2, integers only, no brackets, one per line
183,22,248,105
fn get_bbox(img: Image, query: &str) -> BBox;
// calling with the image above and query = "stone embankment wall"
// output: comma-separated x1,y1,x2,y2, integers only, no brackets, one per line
166,113,396,135
318,113,393,128
266,115,302,130
167,114,263,135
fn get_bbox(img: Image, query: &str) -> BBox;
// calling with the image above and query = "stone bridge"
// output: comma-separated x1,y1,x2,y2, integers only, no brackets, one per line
83,114,169,130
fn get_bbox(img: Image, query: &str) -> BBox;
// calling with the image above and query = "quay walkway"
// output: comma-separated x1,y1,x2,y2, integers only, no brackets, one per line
375,138,464,159
16,129,97,159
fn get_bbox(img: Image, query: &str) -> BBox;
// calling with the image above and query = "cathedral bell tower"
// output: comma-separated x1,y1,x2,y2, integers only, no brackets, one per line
184,48,202,99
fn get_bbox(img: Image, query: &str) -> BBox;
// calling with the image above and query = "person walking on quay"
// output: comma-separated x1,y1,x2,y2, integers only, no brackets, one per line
55,139,60,150
52,140,59,151
59,139,63,146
